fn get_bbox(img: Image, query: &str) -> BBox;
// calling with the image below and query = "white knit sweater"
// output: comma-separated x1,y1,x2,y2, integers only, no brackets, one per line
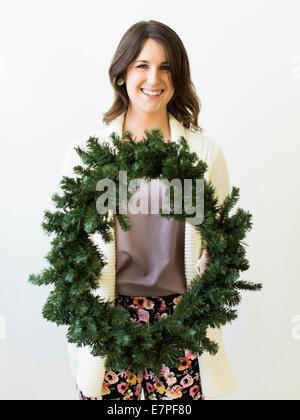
60,112,237,399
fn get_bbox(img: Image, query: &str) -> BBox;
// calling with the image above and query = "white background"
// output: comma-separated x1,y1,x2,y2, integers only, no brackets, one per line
0,0,299,400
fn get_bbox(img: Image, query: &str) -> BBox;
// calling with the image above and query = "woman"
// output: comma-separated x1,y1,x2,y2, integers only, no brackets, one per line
61,20,236,400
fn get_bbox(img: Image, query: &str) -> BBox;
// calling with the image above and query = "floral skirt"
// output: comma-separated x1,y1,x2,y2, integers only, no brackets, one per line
77,293,204,400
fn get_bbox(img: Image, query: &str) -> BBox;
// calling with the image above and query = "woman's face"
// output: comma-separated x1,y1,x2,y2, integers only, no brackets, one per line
124,38,174,116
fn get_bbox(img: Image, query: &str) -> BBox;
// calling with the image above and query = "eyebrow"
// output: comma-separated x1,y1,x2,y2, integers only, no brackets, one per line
134,60,170,64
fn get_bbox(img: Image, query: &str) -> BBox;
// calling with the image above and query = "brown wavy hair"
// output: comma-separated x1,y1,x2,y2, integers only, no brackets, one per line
102,20,202,133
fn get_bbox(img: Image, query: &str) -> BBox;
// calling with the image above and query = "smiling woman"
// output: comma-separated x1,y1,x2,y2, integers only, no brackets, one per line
104,20,202,139
122,37,176,142
57,19,242,401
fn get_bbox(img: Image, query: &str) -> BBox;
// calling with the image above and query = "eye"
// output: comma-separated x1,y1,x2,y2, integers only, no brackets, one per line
136,65,170,71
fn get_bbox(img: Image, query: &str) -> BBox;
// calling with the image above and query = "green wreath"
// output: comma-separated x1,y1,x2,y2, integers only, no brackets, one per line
29,128,262,377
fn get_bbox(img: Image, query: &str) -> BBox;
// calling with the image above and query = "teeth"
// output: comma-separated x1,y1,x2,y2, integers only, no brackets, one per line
142,89,163,96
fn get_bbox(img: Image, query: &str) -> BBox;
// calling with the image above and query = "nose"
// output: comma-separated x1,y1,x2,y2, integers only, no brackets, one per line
146,67,161,84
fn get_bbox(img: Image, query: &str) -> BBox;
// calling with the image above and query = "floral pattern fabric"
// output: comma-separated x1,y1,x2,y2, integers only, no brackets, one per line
77,293,205,400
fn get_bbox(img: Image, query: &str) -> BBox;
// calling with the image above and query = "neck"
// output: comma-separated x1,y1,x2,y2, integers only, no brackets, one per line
122,107,171,143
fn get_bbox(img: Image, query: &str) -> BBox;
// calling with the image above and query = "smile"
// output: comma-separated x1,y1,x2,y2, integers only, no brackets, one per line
141,89,164,97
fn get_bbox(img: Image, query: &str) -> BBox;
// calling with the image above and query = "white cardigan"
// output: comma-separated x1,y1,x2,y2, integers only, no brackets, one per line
60,112,237,399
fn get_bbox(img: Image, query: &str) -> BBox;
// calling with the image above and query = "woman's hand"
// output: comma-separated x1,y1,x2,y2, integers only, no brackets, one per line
195,248,210,276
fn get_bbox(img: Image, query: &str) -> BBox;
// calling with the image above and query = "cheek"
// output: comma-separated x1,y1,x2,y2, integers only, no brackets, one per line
165,76,174,91
127,82,141,98
165,81,174,98
125,71,142,90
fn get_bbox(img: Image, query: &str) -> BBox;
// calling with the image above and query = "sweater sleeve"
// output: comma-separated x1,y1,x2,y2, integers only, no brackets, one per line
208,146,230,207
198,145,237,399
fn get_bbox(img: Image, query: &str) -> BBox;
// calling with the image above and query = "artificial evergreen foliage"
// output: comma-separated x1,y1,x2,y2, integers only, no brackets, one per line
29,128,262,377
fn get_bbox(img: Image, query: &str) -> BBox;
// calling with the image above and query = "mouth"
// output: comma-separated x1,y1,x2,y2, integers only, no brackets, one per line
140,88,164,97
